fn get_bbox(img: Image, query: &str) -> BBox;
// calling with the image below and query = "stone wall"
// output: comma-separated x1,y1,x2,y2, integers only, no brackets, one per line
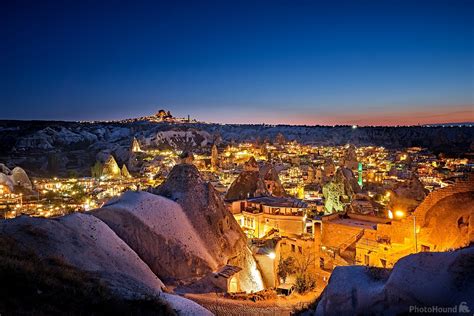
321,220,364,249
414,176,474,226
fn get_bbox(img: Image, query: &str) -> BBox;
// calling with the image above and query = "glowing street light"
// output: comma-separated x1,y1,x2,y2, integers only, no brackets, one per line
394,210,405,218
389,209,418,252
267,252,276,260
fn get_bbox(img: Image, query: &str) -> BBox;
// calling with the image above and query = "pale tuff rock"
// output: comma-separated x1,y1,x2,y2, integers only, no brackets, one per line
102,155,121,178
316,183,474,315
92,155,131,179
179,151,195,164
211,143,219,171
161,293,212,316
0,213,165,299
15,126,99,150
259,163,287,197
131,137,142,152
323,158,336,178
244,156,259,171
417,191,474,251
153,163,264,292
225,157,286,200
94,191,219,281
315,246,474,315
225,170,268,200
0,173,14,192
121,164,132,178
0,165,33,192
306,165,315,183
0,212,212,315
15,127,55,150
0,163,11,175
389,176,427,212
11,167,33,190
152,129,211,150
338,167,361,196
342,144,358,170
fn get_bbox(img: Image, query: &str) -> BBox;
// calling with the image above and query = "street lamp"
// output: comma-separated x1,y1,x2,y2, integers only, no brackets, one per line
413,215,418,253
394,210,404,218
393,209,418,253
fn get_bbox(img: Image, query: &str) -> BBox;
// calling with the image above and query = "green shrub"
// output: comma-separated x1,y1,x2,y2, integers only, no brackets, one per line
295,274,317,294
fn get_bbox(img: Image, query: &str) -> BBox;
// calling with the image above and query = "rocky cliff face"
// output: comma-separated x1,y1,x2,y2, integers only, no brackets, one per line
389,176,427,212
225,170,268,200
1,120,472,177
342,144,358,170
315,246,474,315
0,212,212,315
0,165,32,192
419,191,474,251
0,213,165,299
150,129,211,150
94,191,219,282
225,157,286,200
153,163,264,292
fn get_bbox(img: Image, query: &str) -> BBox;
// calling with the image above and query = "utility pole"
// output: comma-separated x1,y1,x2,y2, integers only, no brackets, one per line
413,215,418,253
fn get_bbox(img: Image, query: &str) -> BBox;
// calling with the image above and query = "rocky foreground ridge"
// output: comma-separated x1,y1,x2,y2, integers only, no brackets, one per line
313,245,474,315
0,163,268,314
151,163,264,292
0,212,211,315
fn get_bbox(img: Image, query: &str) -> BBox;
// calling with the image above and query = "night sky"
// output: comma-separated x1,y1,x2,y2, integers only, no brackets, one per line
1,0,473,125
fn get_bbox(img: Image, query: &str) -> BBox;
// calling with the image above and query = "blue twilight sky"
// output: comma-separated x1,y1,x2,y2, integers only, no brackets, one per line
1,0,473,125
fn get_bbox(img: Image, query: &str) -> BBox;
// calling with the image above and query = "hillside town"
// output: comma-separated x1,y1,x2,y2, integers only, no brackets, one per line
2,0,474,313
1,115,473,313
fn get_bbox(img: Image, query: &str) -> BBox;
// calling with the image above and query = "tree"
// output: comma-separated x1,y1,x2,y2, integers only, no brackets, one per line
277,256,296,284
294,245,317,276
295,274,317,293
293,245,317,293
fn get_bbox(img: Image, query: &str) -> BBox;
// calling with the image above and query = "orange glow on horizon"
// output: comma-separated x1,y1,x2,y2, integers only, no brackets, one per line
208,104,474,126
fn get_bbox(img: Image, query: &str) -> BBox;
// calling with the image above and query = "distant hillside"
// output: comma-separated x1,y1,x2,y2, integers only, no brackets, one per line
424,122,473,127
0,120,472,176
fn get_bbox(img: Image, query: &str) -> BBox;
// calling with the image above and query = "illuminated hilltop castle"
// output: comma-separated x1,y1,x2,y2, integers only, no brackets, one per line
143,109,194,123
155,109,173,121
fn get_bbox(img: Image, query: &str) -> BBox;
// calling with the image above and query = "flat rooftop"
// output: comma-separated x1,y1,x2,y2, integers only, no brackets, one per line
247,196,308,208
330,218,377,230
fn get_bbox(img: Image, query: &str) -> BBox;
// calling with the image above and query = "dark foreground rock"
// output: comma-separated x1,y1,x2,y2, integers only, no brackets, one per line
314,246,474,315
0,213,212,315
